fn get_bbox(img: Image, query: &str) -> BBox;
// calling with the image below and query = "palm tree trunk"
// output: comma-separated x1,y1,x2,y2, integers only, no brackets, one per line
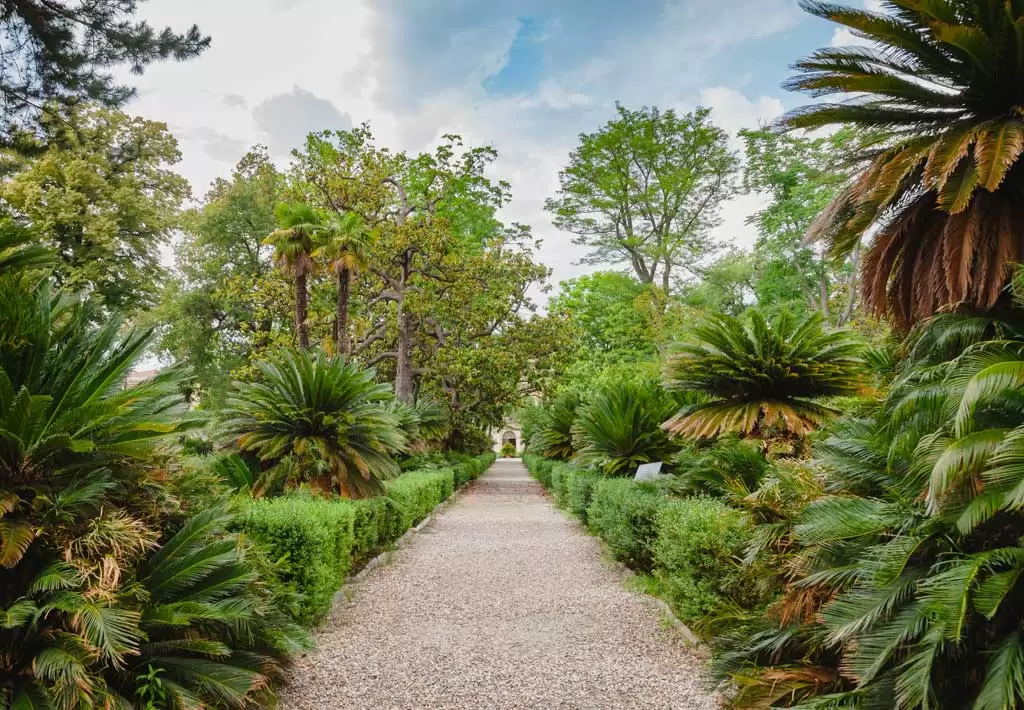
335,266,351,356
295,271,310,349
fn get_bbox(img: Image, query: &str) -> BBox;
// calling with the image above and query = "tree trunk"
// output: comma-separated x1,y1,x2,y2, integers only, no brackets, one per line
395,301,415,403
295,271,310,349
335,266,351,356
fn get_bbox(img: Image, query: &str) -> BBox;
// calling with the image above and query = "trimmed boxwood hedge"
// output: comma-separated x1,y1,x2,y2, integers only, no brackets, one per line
235,495,356,624
586,478,667,572
651,497,754,622
235,452,495,624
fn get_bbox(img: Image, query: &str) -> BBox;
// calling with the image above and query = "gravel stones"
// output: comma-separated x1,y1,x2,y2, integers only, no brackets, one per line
279,459,719,709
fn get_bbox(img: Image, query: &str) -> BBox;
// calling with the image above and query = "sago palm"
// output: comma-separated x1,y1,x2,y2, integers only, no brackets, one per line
222,349,407,498
0,267,203,706
104,506,309,709
788,0,1024,329
530,391,580,460
264,203,319,349
313,211,370,356
663,310,863,440
573,381,678,476
717,317,1024,708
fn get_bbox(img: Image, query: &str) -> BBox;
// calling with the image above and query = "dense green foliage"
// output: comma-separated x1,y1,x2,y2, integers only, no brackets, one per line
663,311,863,441
222,349,407,498
584,478,667,572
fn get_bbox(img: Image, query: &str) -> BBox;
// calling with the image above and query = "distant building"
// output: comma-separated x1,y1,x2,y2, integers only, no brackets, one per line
491,415,523,455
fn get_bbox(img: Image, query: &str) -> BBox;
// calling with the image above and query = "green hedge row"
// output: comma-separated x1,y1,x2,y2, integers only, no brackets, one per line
523,454,754,625
237,452,495,623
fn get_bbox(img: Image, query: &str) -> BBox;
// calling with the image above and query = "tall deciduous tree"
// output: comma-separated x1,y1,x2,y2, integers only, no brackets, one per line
546,104,738,292
0,103,189,312
741,127,859,324
0,0,208,138
159,147,290,405
291,126,513,403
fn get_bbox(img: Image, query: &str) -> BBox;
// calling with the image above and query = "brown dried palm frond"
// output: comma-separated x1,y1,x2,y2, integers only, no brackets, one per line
786,1,1024,329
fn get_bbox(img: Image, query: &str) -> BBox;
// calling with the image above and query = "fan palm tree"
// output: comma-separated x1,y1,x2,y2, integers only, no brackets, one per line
222,349,407,498
787,0,1024,329
573,381,678,476
313,212,370,355
264,203,320,349
663,310,863,441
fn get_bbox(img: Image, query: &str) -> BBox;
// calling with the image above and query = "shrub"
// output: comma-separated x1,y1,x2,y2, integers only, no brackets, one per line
586,479,668,571
652,497,755,622
222,348,407,498
385,468,455,530
234,496,356,623
531,457,556,488
566,468,600,522
573,380,679,476
550,462,573,507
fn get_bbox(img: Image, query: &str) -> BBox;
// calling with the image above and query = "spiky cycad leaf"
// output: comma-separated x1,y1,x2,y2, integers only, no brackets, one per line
663,310,863,440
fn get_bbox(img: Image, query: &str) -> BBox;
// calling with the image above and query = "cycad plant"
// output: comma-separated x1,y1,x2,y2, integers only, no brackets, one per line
663,310,863,442
0,252,243,706
530,391,580,460
103,506,309,708
222,349,407,497
713,314,1024,708
573,380,678,476
787,0,1024,329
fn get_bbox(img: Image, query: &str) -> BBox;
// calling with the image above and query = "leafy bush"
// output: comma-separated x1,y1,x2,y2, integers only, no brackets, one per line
550,462,573,507
573,380,679,476
565,468,600,522
501,442,516,457
234,496,356,623
524,454,555,488
652,497,755,622
384,468,455,531
586,478,668,571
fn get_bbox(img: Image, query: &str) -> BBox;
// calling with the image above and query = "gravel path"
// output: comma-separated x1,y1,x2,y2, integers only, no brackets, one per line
280,459,719,709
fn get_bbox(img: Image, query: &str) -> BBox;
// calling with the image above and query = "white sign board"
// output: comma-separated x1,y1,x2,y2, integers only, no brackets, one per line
634,462,665,481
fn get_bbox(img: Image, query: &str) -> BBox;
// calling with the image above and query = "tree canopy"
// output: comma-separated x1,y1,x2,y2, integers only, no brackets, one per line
546,104,737,293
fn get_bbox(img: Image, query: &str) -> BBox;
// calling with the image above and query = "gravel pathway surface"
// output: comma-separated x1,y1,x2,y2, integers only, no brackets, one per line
280,459,719,709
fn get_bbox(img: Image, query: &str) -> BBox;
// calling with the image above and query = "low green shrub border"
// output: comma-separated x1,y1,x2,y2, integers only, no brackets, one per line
565,468,600,522
651,497,755,622
235,495,356,624
586,478,668,572
235,452,494,624
523,453,556,488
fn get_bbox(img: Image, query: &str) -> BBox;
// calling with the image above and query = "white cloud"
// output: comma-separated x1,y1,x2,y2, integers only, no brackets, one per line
127,0,805,297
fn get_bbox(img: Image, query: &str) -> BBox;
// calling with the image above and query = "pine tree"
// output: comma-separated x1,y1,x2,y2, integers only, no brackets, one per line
0,0,209,137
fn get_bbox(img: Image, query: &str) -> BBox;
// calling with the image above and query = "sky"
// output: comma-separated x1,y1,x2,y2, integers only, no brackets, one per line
126,0,869,291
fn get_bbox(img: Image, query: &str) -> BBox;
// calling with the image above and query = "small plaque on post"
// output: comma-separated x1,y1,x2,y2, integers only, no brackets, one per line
634,462,665,481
